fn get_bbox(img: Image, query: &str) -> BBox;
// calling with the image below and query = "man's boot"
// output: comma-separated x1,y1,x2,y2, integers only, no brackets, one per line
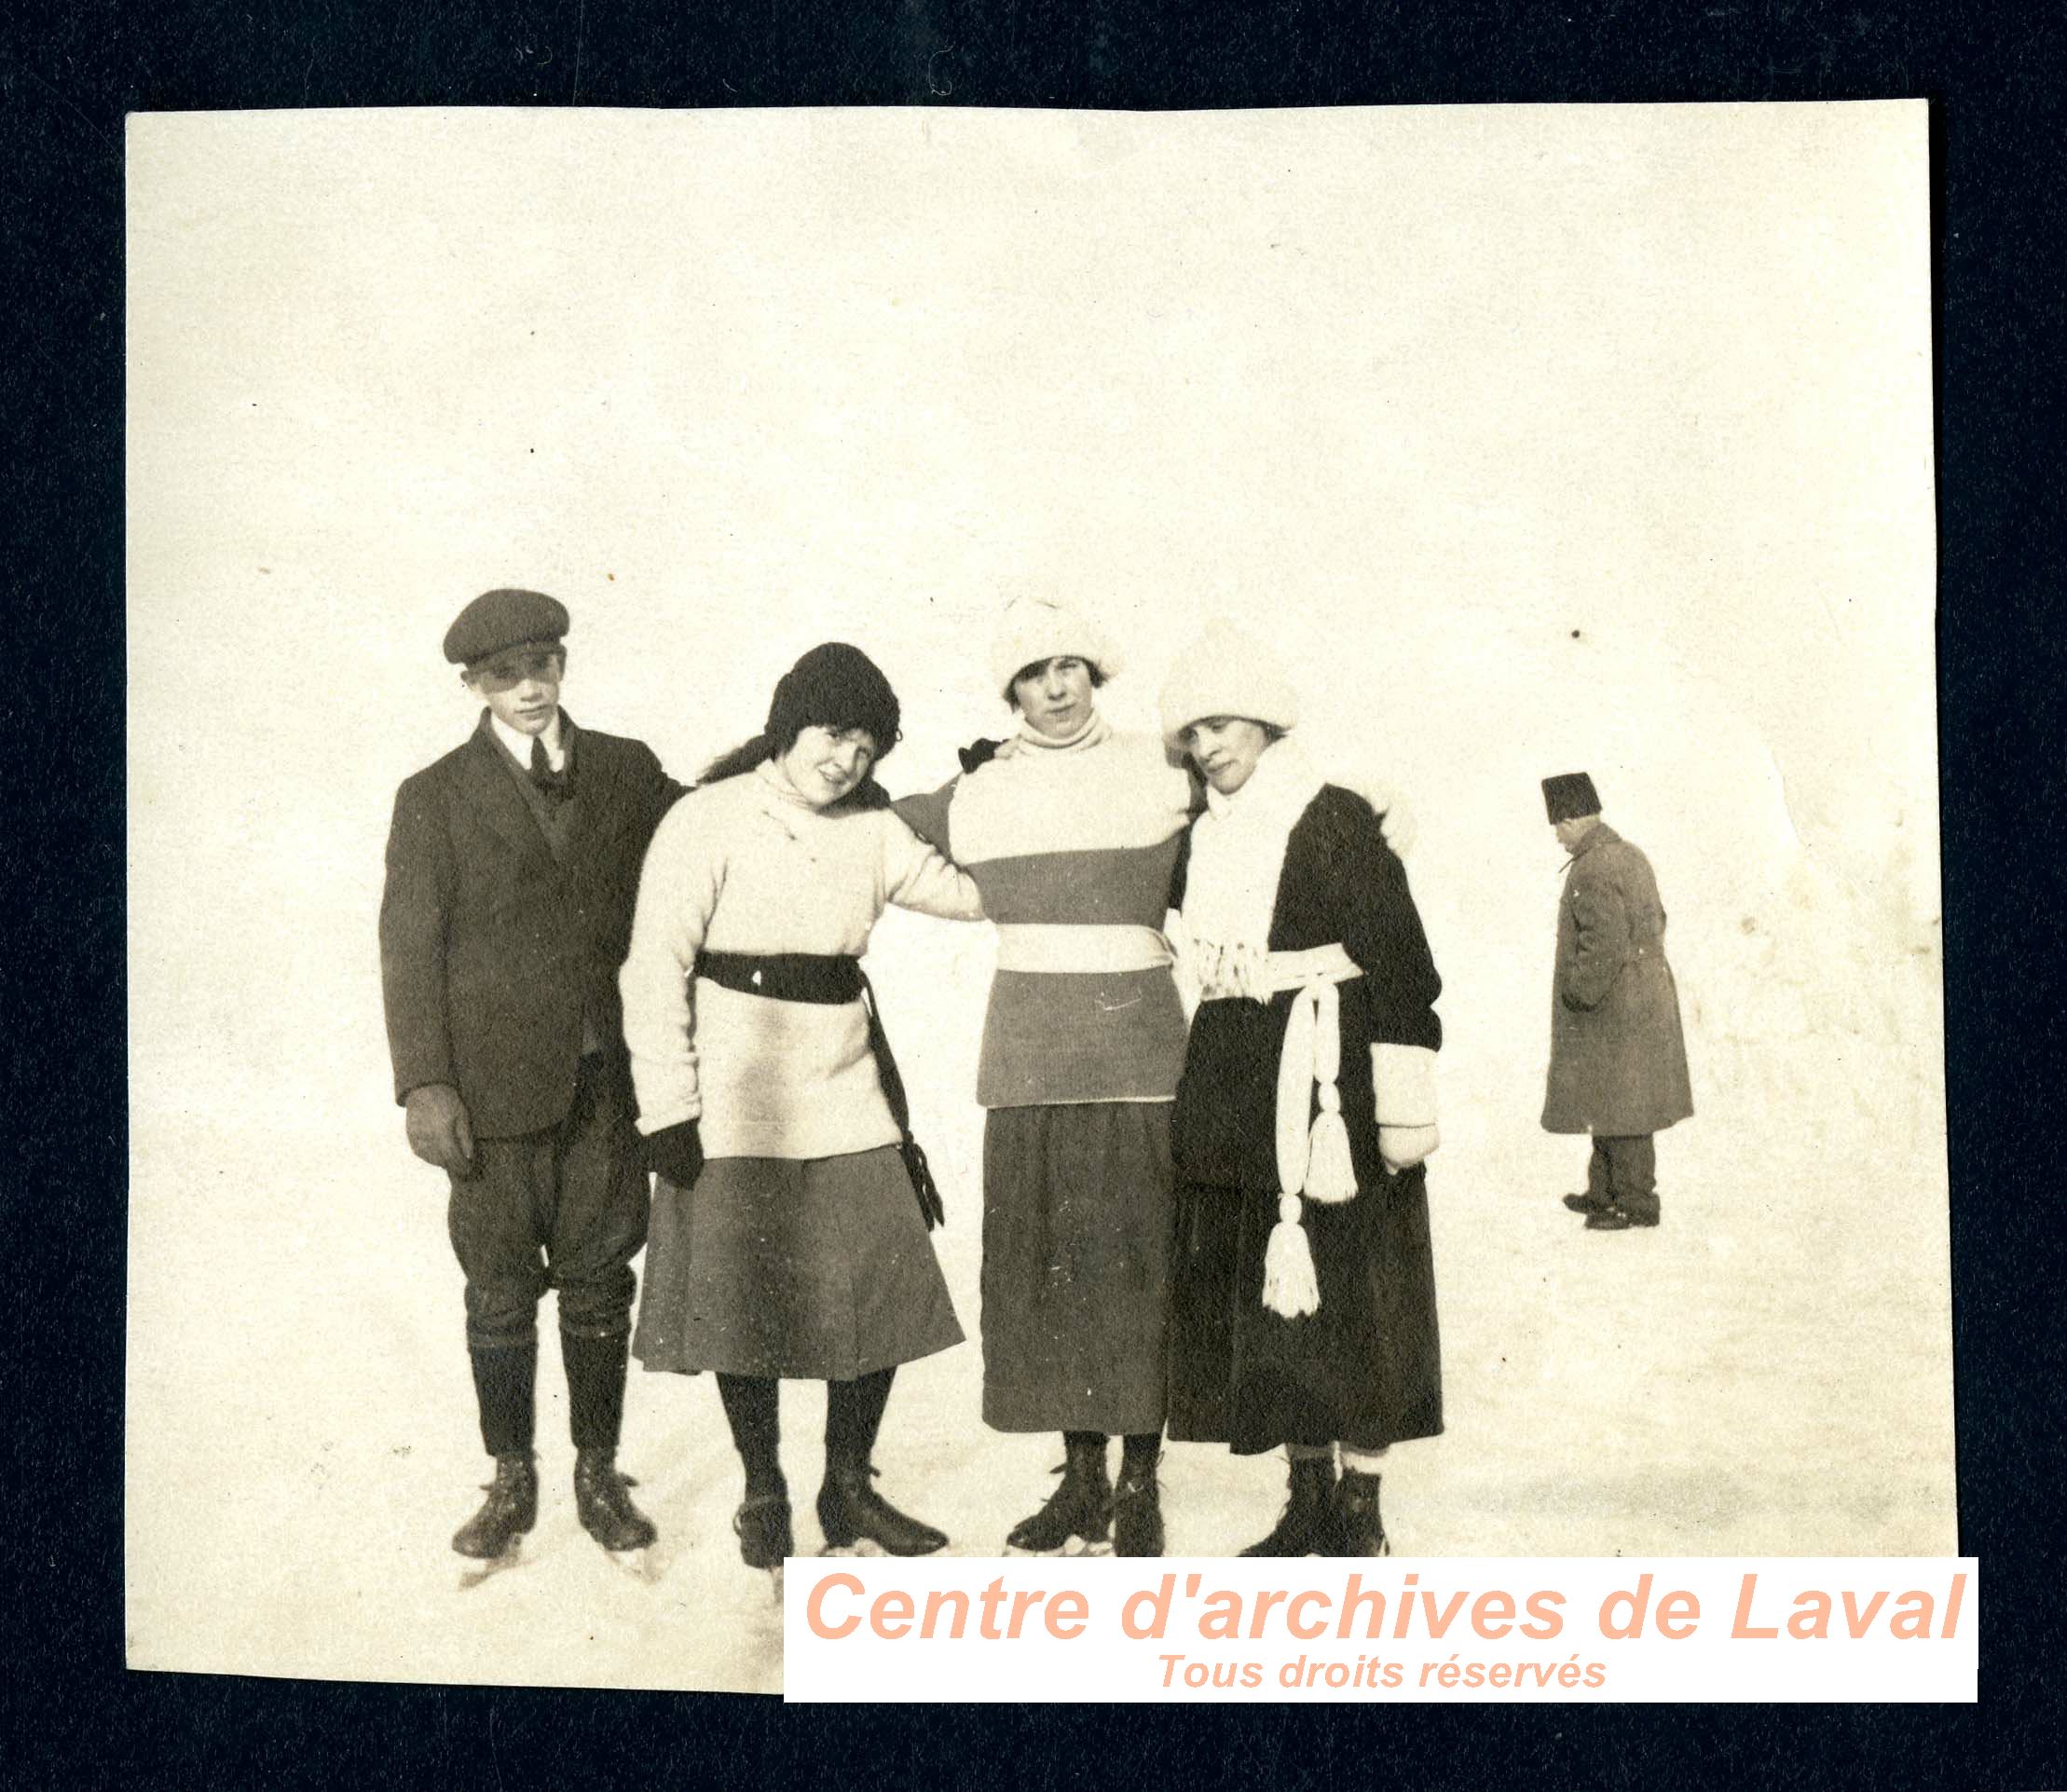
563,1329,656,1553
456,1341,539,1558
453,1451,538,1558
574,1447,658,1553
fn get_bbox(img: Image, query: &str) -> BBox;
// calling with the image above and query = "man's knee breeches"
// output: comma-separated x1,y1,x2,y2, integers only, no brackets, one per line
446,1073,649,1349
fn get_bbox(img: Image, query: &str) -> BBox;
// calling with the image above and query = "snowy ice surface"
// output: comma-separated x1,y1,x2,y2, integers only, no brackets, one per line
126,868,1951,1696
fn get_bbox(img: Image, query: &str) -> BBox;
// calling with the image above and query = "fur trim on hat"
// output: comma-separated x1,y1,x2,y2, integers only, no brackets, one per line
1158,621,1301,741
989,596,1122,699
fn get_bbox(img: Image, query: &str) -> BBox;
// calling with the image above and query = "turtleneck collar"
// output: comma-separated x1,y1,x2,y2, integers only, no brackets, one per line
755,755,823,812
1013,710,1110,754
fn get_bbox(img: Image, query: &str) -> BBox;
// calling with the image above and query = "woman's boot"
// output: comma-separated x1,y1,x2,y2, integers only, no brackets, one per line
817,1462,949,1555
718,1373,790,1573
1112,1436,1165,1557
1240,1456,1337,1556
733,1493,795,1570
1006,1431,1113,1553
1332,1467,1391,1557
816,1366,948,1554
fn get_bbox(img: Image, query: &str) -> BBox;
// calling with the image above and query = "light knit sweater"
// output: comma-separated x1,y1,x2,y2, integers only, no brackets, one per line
897,715,1198,1108
620,760,984,1158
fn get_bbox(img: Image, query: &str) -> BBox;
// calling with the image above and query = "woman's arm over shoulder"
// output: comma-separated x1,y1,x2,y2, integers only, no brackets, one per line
881,808,985,923
891,774,960,855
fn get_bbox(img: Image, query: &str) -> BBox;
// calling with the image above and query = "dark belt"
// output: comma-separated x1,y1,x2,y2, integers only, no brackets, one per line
690,949,945,1231
698,949,864,1005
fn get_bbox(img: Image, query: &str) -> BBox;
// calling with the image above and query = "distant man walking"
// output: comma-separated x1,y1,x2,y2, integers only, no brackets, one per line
1540,773,1692,1230
380,588,682,1563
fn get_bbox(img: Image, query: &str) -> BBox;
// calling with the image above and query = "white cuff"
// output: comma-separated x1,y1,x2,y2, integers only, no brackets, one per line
1371,1042,1437,1129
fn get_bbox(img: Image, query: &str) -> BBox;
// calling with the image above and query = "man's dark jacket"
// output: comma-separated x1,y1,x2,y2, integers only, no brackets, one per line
380,713,681,1139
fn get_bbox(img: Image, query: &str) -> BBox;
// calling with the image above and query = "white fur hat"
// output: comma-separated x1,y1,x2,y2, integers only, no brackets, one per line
989,596,1123,699
1158,621,1302,741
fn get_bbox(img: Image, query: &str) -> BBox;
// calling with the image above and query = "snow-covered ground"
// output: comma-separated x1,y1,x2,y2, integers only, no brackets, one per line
126,883,1952,1696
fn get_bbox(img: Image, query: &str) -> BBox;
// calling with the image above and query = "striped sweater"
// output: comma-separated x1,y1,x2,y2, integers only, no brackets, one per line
896,718,1198,1108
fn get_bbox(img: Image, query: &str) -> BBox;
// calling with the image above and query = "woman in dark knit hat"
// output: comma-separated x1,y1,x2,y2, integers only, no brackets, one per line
619,643,984,1572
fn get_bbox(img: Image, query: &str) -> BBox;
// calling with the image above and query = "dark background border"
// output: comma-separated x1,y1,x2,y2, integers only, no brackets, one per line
10,1,2061,1783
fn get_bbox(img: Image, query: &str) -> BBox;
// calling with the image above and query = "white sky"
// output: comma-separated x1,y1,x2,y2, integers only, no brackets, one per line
128,101,1937,1148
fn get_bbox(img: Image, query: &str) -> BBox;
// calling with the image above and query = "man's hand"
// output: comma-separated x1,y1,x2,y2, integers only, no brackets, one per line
404,1083,475,1177
644,1120,705,1189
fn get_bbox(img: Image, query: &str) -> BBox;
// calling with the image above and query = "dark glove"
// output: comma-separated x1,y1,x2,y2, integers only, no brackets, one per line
957,736,1004,773
644,1120,705,1189
404,1083,475,1178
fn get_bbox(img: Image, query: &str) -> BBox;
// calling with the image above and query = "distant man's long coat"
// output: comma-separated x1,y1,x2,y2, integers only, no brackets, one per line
380,713,680,1139
1541,822,1693,1137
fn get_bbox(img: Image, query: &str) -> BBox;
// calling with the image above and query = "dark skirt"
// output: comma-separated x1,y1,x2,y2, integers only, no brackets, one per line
1167,1166,1444,1456
633,1146,964,1380
979,1101,1174,1435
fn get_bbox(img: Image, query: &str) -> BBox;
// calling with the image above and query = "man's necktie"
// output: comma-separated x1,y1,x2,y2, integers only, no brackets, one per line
529,736,571,803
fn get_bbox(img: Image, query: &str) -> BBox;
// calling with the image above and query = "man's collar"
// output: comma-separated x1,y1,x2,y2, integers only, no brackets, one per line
485,707,568,769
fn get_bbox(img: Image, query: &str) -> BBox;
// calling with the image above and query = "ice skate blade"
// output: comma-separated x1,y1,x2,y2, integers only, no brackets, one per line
600,1545,657,1581
818,1539,889,1558
456,1540,524,1588
1005,1536,1112,1559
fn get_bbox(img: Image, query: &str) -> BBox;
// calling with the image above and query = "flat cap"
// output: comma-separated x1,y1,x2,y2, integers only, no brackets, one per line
444,589,570,665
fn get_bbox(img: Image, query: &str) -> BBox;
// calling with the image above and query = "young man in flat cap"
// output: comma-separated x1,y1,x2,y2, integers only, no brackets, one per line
1540,773,1692,1231
380,588,684,1563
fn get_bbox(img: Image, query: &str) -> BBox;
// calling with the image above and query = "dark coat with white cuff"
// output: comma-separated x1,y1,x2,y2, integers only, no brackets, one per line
1167,784,1444,1455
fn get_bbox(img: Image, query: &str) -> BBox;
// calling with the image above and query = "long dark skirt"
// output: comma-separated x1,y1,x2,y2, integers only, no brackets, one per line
1167,1166,1443,1456
980,1101,1174,1435
633,1147,964,1380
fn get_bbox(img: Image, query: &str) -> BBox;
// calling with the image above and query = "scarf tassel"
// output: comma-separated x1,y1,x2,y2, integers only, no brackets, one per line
1261,1195,1321,1320
1305,1086,1358,1205
1303,998,1356,1204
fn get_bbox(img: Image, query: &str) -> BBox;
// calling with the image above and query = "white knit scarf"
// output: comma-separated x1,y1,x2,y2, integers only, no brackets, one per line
1180,739,1328,1002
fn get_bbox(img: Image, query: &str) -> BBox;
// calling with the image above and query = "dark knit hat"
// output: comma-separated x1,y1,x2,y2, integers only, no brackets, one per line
1542,772,1602,822
765,643,902,760
444,589,569,665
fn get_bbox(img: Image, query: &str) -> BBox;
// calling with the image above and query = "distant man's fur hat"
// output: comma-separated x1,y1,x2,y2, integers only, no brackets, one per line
1541,773,1602,822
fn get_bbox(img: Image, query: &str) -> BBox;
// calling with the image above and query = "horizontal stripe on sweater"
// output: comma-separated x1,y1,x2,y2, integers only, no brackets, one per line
965,840,1185,926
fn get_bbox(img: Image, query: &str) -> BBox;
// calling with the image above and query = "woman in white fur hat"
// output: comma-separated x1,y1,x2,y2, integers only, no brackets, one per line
1158,622,1444,1556
896,596,1198,1555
